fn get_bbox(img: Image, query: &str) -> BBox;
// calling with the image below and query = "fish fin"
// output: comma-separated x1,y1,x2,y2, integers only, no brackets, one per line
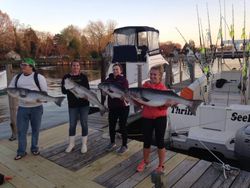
108,89,114,93
36,99,44,103
141,97,150,102
166,90,179,97
40,91,48,95
19,90,27,98
188,100,203,115
99,106,108,116
54,96,65,107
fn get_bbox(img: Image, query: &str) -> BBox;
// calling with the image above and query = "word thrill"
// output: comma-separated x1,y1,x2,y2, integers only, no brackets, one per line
171,106,193,115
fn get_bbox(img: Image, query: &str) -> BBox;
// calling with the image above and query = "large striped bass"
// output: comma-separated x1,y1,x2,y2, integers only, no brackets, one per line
7,87,65,107
98,82,127,99
64,78,106,115
128,87,202,115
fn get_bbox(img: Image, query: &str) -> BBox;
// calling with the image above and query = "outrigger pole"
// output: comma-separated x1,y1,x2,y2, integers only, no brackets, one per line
241,0,248,104
218,0,224,71
206,2,213,49
220,6,242,66
230,4,242,66
196,5,203,50
196,4,209,76
175,27,205,72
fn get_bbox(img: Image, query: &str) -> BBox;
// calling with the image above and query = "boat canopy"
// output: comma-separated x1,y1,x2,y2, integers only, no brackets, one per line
112,26,160,63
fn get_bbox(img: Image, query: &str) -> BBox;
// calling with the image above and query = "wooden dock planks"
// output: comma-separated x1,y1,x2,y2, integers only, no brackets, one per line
1,110,250,188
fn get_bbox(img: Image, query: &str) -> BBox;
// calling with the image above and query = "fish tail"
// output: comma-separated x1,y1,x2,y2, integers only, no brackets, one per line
54,96,65,107
99,106,107,116
188,100,203,115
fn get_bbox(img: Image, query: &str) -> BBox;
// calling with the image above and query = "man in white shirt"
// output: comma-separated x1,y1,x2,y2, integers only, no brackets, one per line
8,58,47,160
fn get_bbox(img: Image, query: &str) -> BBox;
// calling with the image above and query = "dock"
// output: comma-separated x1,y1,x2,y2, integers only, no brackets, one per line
0,111,250,188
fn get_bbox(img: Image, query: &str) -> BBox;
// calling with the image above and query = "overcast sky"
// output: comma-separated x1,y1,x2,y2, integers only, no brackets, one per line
1,0,249,45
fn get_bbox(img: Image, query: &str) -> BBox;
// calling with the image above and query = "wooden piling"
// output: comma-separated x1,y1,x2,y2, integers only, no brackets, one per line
6,64,18,141
179,59,183,84
164,62,173,87
151,171,167,188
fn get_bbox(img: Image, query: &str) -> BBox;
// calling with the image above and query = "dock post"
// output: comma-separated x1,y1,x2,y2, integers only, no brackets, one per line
100,56,107,105
179,59,183,84
137,64,142,87
151,171,167,188
6,64,18,141
164,62,173,87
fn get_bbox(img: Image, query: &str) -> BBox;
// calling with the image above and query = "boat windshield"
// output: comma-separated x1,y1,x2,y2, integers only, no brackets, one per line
113,28,159,51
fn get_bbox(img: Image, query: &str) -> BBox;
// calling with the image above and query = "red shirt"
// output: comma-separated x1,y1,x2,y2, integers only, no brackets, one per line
141,81,168,119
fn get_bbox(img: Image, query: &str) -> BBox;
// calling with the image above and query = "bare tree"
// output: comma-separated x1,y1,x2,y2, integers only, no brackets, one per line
0,10,15,58
84,20,117,57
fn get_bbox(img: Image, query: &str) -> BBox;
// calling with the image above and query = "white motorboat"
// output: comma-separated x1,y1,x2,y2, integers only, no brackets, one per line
167,53,250,162
90,26,168,88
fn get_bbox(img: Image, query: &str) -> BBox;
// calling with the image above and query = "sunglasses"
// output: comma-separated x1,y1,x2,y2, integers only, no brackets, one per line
20,63,29,67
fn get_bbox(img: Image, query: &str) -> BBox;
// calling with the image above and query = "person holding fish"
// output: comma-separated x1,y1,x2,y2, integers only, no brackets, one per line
103,63,130,155
8,58,48,160
133,65,175,173
61,60,90,154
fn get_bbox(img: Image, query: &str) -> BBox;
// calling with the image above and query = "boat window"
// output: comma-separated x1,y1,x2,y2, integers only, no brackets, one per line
138,32,147,46
148,31,159,51
114,29,136,46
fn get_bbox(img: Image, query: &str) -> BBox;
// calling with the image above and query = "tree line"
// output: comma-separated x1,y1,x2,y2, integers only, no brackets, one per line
0,10,181,63
0,10,117,62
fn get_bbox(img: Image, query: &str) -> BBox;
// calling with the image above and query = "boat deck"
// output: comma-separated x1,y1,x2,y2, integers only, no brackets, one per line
1,112,250,188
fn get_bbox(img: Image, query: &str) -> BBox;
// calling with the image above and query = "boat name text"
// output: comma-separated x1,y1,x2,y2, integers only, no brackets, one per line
171,106,194,115
231,112,250,122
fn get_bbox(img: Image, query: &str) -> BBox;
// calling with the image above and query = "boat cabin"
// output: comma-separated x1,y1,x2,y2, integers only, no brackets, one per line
106,26,167,86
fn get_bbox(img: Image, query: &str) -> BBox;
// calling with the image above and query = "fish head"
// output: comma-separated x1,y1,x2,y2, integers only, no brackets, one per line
64,78,75,90
7,88,19,97
98,82,110,92
7,87,27,98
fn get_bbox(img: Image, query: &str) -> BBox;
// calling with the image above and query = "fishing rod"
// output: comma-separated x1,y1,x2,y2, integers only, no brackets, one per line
196,5,203,50
218,0,224,70
221,14,242,66
241,0,247,104
224,0,227,41
175,27,188,44
206,2,213,49
200,18,208,65
175,27,205,73
196,4,211,77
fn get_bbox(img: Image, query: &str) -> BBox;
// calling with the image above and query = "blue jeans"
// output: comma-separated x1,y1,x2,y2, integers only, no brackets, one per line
68,106,89,136
16,105,43,156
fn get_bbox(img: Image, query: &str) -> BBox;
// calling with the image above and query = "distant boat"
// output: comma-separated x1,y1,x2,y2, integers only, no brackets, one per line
0,70,7,95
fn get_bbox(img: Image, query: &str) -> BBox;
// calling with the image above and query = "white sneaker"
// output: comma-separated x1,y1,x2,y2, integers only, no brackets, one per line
81,144,87,153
